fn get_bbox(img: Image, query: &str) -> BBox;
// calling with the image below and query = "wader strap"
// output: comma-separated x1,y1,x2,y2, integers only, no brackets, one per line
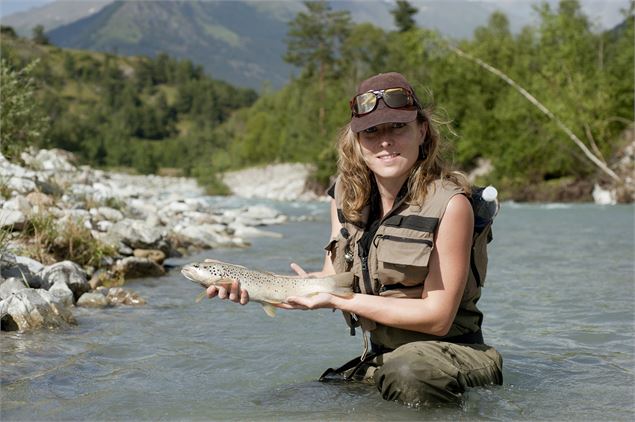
318,350,380,382
361,329,370,361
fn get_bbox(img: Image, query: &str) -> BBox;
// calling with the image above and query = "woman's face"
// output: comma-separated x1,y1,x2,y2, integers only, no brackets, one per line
357,120,424,186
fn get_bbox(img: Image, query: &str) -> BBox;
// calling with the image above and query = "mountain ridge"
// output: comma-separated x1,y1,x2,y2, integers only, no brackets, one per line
2,0,628,90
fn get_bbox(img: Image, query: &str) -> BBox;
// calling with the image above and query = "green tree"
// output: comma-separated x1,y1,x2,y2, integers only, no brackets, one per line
285,1,351,134
0,60,49,158
32,25,49,45
391,0,418,32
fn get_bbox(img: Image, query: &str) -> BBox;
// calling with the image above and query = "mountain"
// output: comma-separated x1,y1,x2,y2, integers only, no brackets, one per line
45,1,304,90
0,0,112,36
3,0,628,89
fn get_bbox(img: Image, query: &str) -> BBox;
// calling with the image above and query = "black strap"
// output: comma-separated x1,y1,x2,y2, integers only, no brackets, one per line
318,352,379,382
383,214,439,232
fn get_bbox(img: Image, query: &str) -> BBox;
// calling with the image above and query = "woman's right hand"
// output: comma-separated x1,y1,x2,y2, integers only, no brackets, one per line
206,279,249,305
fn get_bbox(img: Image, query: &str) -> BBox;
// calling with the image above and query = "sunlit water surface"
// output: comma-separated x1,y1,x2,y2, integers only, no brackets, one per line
1,200,634,421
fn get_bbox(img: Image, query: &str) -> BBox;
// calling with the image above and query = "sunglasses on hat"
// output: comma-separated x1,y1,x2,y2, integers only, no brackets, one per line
349,87,420,117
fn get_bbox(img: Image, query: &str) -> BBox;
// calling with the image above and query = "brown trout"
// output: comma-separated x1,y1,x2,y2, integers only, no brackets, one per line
181,259,354,317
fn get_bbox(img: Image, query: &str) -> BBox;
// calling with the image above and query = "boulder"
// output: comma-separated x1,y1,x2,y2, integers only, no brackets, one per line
15,255,45,274
76,291,109,308
222,163,321,201
39,261,90,300
0,257,45,289
173,224,237,249
90,206,124,222
21,148,77,172
0,289,76,331
114,257,166,279
227,222,283,239
133,248,166,264
0,277,29,300
26,191,54,207
49,281,75,307
2,195,31,214
106,287,146,306
0,209,26,230
108,218,166,250
5,177,37,194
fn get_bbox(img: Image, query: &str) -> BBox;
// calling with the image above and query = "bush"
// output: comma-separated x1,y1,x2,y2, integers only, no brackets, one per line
20,213,117,267
0,59,49,159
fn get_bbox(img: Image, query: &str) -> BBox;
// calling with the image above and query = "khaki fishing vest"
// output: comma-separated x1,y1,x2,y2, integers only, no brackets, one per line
326,178,486,351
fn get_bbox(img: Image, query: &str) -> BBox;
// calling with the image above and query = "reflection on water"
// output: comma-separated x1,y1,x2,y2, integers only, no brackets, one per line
1,202,634,421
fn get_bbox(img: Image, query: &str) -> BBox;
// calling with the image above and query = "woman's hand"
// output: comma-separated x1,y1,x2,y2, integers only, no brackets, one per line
206,279,249,305
284,293,335,310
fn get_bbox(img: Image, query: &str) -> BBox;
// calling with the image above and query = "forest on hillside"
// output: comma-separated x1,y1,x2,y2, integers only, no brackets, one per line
1,0,633,199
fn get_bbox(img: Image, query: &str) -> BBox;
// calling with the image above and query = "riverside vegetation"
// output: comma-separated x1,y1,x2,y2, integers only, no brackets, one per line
1,0,633,201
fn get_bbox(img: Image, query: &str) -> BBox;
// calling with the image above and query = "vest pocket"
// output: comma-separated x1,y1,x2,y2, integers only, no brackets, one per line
375,234,433,286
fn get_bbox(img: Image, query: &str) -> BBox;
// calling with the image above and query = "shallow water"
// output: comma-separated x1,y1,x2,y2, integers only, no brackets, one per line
1,201,634,421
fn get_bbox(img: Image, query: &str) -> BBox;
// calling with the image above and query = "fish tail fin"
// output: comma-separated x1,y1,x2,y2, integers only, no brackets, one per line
331,272,355,297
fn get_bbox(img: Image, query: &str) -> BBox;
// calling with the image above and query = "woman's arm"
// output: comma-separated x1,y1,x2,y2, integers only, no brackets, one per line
290,199,340,278
287,194,473,337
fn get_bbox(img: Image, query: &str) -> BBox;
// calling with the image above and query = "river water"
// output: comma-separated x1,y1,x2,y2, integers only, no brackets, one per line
1,200,634,421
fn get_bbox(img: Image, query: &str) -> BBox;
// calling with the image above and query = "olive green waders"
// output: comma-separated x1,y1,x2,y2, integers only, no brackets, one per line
320,341,503,405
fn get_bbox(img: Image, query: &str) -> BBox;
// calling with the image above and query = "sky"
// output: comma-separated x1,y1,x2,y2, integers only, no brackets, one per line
0,0,629,29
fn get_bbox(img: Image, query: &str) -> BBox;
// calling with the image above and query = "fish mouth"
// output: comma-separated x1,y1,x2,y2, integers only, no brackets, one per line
181,264,222,288
181,265,199,281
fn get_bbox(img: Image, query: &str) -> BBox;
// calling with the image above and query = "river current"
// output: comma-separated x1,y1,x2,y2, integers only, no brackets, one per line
1,199,634,421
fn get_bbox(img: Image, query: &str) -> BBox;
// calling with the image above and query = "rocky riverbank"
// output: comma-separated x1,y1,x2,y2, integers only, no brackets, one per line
0,149,291,332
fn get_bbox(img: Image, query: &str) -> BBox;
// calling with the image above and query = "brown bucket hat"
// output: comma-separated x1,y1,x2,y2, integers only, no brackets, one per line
350,72,420,133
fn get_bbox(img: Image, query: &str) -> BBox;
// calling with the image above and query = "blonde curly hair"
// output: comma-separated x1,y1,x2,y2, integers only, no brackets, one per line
336,109,470,224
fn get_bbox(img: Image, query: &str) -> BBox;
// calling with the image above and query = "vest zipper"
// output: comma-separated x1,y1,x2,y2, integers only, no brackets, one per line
358,243,374,294
374,234,433,246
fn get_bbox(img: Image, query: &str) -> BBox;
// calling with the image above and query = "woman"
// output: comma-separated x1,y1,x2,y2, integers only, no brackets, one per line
207,72,503,405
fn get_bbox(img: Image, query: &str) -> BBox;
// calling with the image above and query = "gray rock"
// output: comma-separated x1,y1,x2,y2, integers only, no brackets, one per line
49,281,75,307
0,260,45,289
15,255,45,274
6,177,37,194
106,287,146,306
114,257,166,279
40,261,89,300
173,224,229,248
0,277,28,300
76,292,109,308
2,195,31,214
133,249,166,264
21,148,76,172
227,222,283,239
108,219,166,249
242,205,281,220
90,206,124,222
0,209,26,230
0,289,76,331
222,163,321,201
96,220,114,232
